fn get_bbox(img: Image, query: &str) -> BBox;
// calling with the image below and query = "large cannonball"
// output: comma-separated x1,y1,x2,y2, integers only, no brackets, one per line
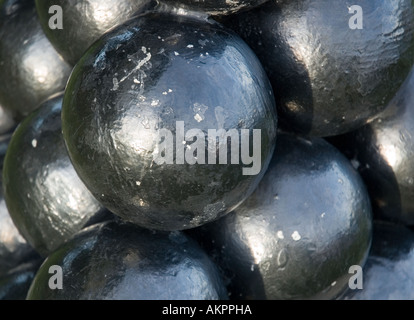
35,0,155,65
27,220,228,300
189,133,373,299
62,12,277,231
0,0,72,120
3,93,108,257
228,0,414,137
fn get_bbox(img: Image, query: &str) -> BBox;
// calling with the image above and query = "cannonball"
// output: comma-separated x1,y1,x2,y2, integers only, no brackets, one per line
35,0,155,65
27,220,228,300
227,0,414,137
0,0,72,120
3,93,108,257
62,12,277,231
189,133,373,299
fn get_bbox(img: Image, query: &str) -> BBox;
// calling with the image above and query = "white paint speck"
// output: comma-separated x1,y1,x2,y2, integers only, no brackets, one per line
321,212,326,218
277,231,284,240
162,91,168,95
331,281,337,286
112,78,119,90
250,264,255,272
182,141,186,145
174,51,180,56
102,194,105,197
168,89,173,93
194,113,203,122
133,79,140,84
187,44,194,48
31,139,37,148
291,231,301,241
136,181,141,186
151,100,160,107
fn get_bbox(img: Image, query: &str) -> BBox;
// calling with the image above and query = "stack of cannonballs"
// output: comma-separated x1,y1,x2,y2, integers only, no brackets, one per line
0,0,413,300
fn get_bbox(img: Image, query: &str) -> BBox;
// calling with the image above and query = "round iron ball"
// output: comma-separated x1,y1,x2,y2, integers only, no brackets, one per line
189,133,373,300
227,0,414,137
35,0,155,66
62,12,277,231
3,93,108,257
0,0,72,120
27,220,228,300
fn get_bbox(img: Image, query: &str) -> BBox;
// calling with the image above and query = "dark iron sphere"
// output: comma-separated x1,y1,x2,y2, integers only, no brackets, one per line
27,220,228,300
62,12,277,231
227,0,414,137
189,133,373,300
3,93,108,257
0,0,72,120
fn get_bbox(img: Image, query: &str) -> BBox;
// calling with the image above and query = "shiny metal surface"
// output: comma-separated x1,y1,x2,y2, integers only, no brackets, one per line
35,0,155,66
0,104,15,136
0,133,38,277
62,12,277,231
334,67,414,225
158,0,268,16
341,221,414,300
3,93,106,257
27,220,228,300
0,0,72,120
191,133,372,300
0,258,43,300
228,0,414,137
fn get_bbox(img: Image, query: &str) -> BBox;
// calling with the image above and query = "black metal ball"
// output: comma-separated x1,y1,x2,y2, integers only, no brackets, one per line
35,0,155,66
0,0,72,120
62,12,277,231
3,93,108,257
227,0,414,137
27,220,228,300
341,221,414,300
189,133,373,300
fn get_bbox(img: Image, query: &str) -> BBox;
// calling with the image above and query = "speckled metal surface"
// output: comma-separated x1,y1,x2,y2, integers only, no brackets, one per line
0,133,38,277
0,258,43,300
341,221,414,300
62,12,277,231
189,133,373,300
227,0,414,137
27,220,228,300
35,0,155,66
0,0,72,120
330,67,414,226
157,0,268,16
2,93,107,257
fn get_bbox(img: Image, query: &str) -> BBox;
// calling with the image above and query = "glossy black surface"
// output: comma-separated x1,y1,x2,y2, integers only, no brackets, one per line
27,220,228,300
0,258,42,300
158,0,268,16
341,221,414,300
330,67,414,226
0,0,72,120
0,133,38,277
3,93,107,257
62,13,277,231
36,0,155,66
228,0,414,137
189,133,372,300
